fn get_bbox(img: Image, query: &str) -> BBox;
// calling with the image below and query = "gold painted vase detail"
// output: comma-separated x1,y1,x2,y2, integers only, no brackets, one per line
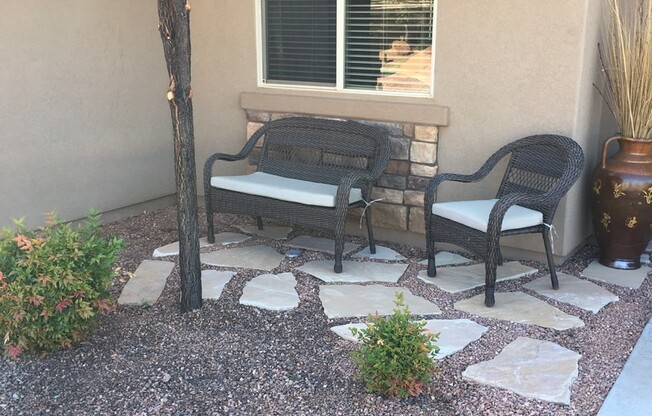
591,136,652,269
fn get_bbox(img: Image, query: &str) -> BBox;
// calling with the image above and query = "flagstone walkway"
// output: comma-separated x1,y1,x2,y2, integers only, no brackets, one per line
118,229,650,408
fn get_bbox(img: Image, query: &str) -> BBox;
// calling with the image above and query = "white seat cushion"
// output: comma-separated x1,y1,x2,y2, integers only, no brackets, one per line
431,199,543,232
211,172,363,208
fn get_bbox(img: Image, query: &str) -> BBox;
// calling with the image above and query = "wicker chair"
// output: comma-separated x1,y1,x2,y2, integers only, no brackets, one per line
424,135,584,307
204,117,390,273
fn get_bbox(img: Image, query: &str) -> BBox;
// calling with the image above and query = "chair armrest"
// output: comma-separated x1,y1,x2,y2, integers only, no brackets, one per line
485,192,551,239
423,145,511,217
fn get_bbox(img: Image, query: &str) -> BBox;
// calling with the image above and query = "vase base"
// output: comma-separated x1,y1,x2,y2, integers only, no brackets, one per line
599,257,641,270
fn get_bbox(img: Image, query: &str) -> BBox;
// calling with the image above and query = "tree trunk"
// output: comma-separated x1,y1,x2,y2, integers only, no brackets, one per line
157,0,202,312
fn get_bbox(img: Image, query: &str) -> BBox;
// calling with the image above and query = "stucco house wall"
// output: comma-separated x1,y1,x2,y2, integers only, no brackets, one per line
193,0,604,258
1,1,175,229
2,0,606,260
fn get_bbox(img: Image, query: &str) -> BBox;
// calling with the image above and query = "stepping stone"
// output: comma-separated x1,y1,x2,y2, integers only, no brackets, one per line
319,285,441,319
462,336,581,405
417,261,537,293
202,270,235,299
524,273,619,313
287,235,359,256
598,319,652,416
331,318,488,360
455,292,584,330
419,251,472,267
200,245,284,271
239,273,299,311
297,260,408,283
352,245,406,261
581,259,650,289
237,225,293,240
153,237,214,257
118,260,175,305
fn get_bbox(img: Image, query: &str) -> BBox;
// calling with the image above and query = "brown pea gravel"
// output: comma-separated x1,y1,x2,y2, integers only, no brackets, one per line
1,204,650,415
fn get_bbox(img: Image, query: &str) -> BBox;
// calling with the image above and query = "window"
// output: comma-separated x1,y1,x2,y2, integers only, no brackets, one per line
258,0,436,96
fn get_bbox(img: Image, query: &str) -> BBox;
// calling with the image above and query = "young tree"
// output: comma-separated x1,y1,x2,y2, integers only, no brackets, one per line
157,0,202,311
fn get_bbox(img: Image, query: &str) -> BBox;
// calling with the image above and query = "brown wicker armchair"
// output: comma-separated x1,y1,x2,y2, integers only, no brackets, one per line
424,135,585,307
204,117,390,273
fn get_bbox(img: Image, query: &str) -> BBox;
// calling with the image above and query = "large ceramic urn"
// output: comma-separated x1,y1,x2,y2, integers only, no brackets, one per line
592,136,652,269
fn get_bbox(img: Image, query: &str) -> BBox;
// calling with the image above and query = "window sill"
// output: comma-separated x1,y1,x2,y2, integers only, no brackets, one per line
240,90,449,127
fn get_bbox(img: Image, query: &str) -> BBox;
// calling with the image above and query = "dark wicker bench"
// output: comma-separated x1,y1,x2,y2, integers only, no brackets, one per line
203,117,390,272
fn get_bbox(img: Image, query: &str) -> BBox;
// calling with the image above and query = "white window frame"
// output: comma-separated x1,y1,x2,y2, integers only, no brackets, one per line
255,0,437,98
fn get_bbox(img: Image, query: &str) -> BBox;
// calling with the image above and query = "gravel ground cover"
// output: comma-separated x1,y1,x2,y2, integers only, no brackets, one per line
1,204,650,415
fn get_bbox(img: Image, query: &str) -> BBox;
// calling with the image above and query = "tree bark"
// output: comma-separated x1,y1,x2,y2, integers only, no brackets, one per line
157,0,202,312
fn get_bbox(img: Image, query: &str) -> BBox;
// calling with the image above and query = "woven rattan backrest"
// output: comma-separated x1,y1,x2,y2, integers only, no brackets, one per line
496,135,584,220
257,117,389,186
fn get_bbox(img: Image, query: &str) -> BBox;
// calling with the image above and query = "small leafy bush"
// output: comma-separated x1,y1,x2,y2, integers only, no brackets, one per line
0,210,123,359
350,292,439,398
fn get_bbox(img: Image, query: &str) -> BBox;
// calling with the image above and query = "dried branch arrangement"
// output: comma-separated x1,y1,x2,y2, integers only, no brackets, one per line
598,0,652,139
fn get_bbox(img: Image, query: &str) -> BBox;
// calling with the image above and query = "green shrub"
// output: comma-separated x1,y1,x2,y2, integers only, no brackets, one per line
0,210,123,359
350,292,439,398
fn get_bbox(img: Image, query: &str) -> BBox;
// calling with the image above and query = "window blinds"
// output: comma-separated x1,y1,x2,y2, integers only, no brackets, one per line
264,0,337,85
346,0,434,93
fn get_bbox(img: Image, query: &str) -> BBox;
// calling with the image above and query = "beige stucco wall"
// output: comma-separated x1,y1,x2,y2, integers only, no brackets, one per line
0,1,174,228
434,0,603,255
191,0,603,257
190,2,256,178
1,0,604,258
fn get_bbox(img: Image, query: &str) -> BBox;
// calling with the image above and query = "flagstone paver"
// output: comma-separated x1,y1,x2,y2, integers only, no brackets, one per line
462,336,581,405
237,225,293,240
455,292,584,330
153,238,212,258
417,261,538,293
319,285,441,319
240,273,299,311
352,245,407,261
418,251,472,267
201,270,235,299
200,245,284,271
331,318,488,360
581,259,650,289
287,235,359,256
118,260,175,305
524,273,619,313
297,260,408,283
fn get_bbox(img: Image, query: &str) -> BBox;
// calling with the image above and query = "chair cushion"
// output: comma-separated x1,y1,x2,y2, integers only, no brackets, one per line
431,199,543,232
211,172,363,208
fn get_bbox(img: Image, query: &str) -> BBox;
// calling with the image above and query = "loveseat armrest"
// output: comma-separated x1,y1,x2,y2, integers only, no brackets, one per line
203,126,268,193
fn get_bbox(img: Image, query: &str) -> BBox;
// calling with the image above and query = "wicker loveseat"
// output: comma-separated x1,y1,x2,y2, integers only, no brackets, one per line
203,117,390,273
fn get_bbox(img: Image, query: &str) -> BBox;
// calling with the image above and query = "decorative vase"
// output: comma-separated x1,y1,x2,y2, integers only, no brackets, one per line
591,136,652,269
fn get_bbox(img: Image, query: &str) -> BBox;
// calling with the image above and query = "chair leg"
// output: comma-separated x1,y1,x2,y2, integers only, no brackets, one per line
365,207,377,254
427,258,437,277
206,194,216,244
426,221,437,277
334,216,345,273
484,236,500,307
484,260,497,307
255,216,264,230
334,234,344,273
542,229,559,290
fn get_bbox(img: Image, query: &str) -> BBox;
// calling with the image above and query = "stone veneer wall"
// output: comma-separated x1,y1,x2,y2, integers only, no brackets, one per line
244,111,439,235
